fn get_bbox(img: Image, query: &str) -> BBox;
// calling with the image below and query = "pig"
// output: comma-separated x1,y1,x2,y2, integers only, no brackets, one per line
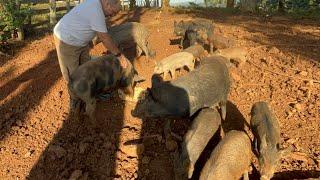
153,52,195,80
174,108,222,179
174,19,214,53
182,44,206,61
192,28,236,51
132,55,230,120
213,47,247,67
250,101,291,180
199,130,252,180
211,34,236,49
174,20,236,54
68,55,136,120
92,22,155,59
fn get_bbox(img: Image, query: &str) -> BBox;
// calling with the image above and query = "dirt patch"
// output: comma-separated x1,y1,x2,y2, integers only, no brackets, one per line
0,9,319,179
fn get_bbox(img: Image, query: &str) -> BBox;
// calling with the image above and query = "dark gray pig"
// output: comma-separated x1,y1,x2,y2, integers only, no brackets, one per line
174,19,214,53
132,55,230,119
250,101,291,180
68,55,136,120
199,130,252,180
174,108,222,179
212,34,236,49
92,22,155,59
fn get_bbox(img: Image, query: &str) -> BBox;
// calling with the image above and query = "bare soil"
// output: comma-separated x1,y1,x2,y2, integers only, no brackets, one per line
0,8,319,180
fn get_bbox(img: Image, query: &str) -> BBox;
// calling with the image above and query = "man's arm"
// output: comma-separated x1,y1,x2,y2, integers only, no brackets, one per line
97,32,121,55
97,32,128,68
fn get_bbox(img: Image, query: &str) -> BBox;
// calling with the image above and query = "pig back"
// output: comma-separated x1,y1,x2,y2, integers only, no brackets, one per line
200,130,251,180
109,22,149,44
250,101,281,147
150,56,230,117
157,52,194,70
183,108,222,164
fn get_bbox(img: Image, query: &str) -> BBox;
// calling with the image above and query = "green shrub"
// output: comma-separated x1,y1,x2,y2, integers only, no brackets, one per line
0,0,32,34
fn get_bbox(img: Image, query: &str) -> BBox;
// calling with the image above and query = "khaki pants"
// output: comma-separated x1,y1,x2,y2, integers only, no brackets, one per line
54,35,90,112
54,35,90,82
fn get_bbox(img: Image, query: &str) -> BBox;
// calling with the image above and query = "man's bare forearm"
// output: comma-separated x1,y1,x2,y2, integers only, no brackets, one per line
97,32,121,55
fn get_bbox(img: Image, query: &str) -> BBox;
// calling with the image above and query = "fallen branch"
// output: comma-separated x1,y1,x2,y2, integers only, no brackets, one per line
247,60,320,84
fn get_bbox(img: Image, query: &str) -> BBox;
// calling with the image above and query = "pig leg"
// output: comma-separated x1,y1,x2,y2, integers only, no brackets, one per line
170,69,176,79
220,125,225,139
68,89,81,118
186,64,194,72
219,100,227,121
187,165,194,179
163,119,171,139
136,45,143,58
243,170,249,180
163,71,168,80
189,36,197,47
209,42,214,54
179,37,184,48
253,138,258,155
84,98,96,121
121,84,134,98
139,42,151,59
177,68,181,76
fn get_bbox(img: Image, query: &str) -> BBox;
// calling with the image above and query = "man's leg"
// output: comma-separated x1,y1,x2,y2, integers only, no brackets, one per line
78,45,91,65
54,35,85,113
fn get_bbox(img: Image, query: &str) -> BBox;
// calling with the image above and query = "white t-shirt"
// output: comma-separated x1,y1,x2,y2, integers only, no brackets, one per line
54,0,108,47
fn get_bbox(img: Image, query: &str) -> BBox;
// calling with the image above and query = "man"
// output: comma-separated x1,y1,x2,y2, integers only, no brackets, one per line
53,0,129,111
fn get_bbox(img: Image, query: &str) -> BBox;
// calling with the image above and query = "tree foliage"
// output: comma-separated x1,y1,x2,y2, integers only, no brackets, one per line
258,0,320,14
0,0,32,32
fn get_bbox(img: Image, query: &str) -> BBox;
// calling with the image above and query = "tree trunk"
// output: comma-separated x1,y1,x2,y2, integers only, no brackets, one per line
27,2,32,27
278,0,285,13
227,0,234,8
49,0,57,25
17,26,24,41
240,0,257,12
162,0,169,10
66,0,71,12
11,30,16,39
15,0,21,9
129,0,136,9
145,0,150,7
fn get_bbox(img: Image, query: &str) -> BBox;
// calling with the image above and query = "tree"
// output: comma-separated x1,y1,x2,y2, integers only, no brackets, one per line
66,0,71,12
227,0,234,8
129,0,136,9
162,0,169,10
0,0,31,40
278,0,285,13
49,0,57,25
145,0,150,7
240,0,257,12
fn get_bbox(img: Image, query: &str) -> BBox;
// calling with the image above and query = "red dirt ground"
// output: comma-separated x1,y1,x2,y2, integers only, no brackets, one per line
0,8,319,180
